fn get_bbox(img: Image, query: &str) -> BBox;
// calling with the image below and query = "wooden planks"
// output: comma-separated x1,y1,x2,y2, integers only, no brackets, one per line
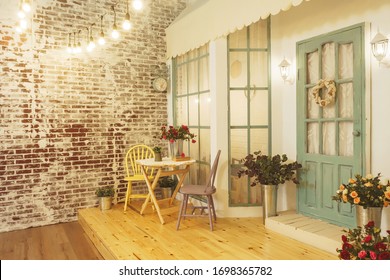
78,204,338,260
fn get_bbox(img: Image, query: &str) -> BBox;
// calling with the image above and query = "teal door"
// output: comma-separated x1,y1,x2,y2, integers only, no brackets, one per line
296,24,366,228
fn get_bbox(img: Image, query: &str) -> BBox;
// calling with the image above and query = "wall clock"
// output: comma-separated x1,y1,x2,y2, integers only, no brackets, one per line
153,77,168,92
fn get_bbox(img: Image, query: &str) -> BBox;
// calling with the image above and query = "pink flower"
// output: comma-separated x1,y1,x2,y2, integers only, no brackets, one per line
191,139,196,143
366,221,375,228
169,139,174,143
358,250,367,259
370,251,377,260
378,252,390,260
341,235,348,243
339,250,350,260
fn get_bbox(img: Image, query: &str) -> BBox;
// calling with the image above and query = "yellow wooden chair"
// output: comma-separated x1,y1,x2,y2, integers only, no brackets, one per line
123,144,155,212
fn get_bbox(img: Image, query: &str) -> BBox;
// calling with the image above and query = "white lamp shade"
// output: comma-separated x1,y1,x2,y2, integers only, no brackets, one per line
279,58,290,81
371,31,388,62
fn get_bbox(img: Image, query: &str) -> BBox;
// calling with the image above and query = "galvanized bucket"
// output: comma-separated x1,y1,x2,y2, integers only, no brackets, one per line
99,197,112,211
356,205,382,228
261,184,278,224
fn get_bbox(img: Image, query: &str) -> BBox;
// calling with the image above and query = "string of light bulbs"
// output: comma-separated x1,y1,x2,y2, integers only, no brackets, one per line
16,0,32,33
66,0,144,55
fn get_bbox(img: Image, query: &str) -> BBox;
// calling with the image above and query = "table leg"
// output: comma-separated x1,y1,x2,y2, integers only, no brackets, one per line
140,167,165,224
169,165,190,205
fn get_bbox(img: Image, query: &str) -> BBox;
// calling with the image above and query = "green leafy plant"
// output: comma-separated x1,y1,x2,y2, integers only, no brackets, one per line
158,176,177,189
337,221,390,260
153,146,162,153
332,173,390,208
237,150,302,186
95,186,114,197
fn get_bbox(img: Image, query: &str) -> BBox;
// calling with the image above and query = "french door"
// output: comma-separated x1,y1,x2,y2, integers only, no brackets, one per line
296,24,366,227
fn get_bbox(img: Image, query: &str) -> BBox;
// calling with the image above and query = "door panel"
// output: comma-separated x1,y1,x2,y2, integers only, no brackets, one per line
297,24,365,228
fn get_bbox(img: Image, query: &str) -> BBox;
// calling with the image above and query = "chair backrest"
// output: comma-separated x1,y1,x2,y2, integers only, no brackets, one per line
125,144,155,177
204,150,221,193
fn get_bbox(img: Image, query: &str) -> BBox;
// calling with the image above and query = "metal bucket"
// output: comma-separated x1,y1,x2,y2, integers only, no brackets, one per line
161,187,172,199
356,205,382,228
99,197,112,211
261,184,278,224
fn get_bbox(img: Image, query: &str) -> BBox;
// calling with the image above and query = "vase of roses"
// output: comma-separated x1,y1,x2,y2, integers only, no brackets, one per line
337,220,390,260
160,124,196,159
332,173,390,228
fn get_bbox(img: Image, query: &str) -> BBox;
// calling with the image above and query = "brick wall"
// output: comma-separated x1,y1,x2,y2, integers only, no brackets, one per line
0,0,186,233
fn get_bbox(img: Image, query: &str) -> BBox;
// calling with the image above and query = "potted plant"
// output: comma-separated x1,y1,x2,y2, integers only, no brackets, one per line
95,186,114,211
158,176,178,199
332,173,390,227
153,146,162,161
237,150,302,223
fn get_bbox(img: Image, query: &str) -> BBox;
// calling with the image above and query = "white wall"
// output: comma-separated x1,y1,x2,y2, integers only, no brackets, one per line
271,0,390,230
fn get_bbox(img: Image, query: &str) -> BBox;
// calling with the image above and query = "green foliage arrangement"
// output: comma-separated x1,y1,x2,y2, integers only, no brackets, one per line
95,186,115,197
158,176,178,189
153,146,162,153
237,150,302,186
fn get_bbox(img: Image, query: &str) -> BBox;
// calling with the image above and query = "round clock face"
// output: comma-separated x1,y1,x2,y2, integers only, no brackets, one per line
153,77,167,92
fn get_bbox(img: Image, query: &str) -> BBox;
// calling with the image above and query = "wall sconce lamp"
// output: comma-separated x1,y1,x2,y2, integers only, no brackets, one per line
279,57,291,83
371,30,388,63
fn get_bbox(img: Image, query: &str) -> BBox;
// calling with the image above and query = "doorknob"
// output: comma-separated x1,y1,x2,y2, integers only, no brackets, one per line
352,130,361,137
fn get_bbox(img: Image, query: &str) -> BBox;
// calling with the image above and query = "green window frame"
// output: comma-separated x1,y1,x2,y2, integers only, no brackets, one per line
228,19,271,206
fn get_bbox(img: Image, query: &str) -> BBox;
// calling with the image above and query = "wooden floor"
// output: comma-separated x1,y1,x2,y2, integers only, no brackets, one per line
0,222,103,260
78,202,337,260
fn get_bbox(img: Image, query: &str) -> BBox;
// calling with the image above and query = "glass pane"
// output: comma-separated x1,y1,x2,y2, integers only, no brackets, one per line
250,90,268,126
198,163,210,185
176,64,187,95
307,88,320,119
338,83,353,118
189,128,199,159
322,95,336,118
307,50,319,84
230,175,248,204
199,56,209,92
323,122,336,156
322,42,335,80
229,52,247,88
199,128,210,163
189,163,200,185
188,49,197,60
250,129,268,154
188,60,198,93
339,43,353,79
175,97,188,125
307,122,319,154
229,27,247,49
199,93,210,126
188,95,199,126
249,20,267,49
249,183,261,204
339,122,353,156
250,52,268,87
230,129,248,163
230,90,247,126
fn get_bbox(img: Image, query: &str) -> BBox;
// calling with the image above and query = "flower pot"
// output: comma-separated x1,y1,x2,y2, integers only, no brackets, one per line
261,184,278,224
160,187,172,199
99,196,112,211
155,152,162,162
356,205,382,228
169,139,183,159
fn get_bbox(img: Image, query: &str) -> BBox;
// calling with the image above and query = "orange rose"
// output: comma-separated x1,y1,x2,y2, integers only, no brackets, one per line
350,191,358,198
385,191,390,200
354,197,360,204
339,184,345,191
364,182,373,187
349,178,356,184
342,195,348,202
384,201,389,207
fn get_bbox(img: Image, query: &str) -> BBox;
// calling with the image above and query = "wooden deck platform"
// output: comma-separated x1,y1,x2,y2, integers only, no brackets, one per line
78,202,338,260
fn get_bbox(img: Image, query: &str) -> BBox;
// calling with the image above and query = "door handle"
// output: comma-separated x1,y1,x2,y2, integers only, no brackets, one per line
352,130,361,137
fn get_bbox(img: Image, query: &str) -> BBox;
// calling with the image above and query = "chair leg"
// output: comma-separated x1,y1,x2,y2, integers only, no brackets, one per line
206,195,213,231
123,181,132,212
176,194,188,230
209,195,217,221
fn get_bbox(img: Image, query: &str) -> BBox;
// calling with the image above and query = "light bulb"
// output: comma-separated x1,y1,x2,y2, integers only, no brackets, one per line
88,41,96,51
17,10,26,19
111,28,120,39
122,19,131,31
22,2,31,13
67,46,73,54
133,0,143,11
19,19,28,30
98,36,105,45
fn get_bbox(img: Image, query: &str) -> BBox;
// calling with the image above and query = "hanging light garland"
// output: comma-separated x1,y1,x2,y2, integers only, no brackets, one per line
16,0,32,33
